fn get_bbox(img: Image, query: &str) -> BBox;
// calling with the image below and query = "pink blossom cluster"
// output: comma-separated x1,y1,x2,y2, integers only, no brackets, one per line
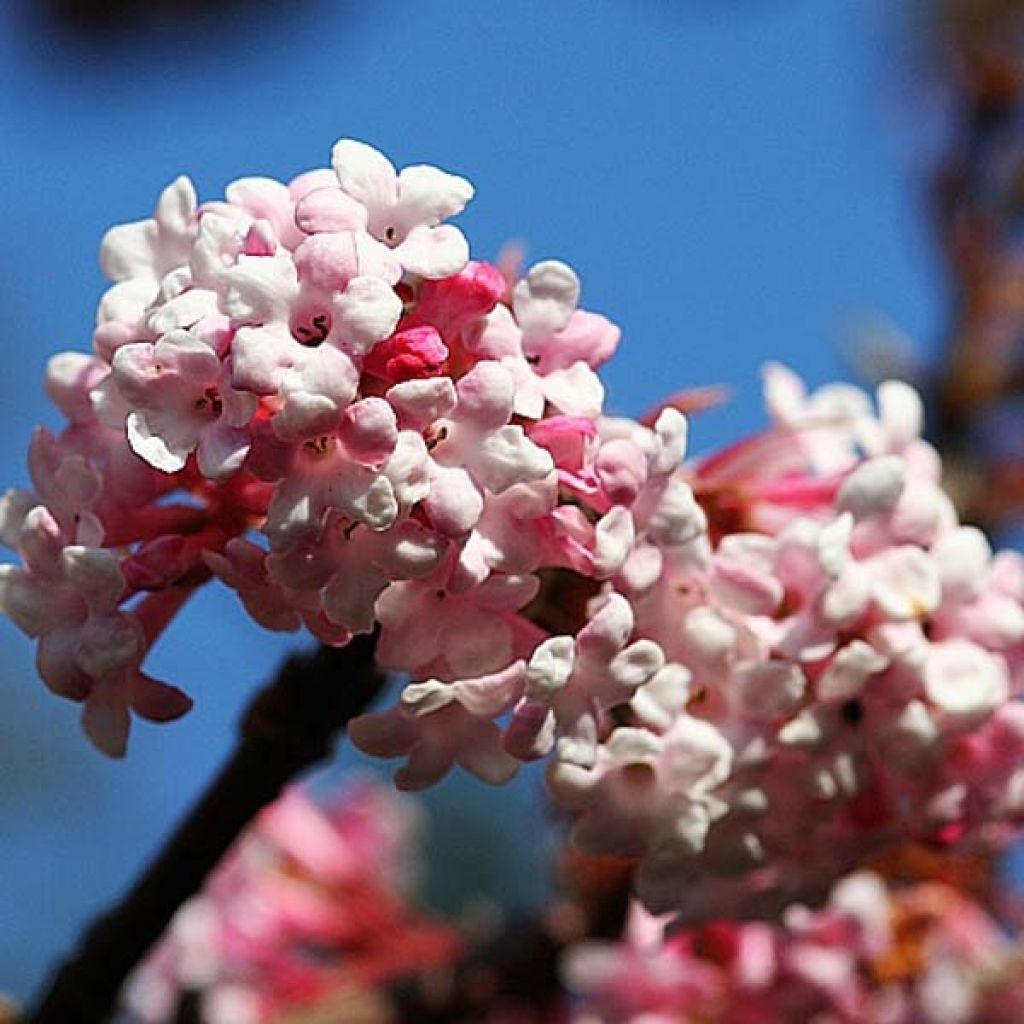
0,137,621,755
122,780,458,1024
4,138,1024,922
565,872,1024,1023
354,364,1024,919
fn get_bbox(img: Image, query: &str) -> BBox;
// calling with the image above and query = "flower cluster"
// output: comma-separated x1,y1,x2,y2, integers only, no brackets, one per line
355,365,1024,919
0,137,620,755
4,137,1024,922
565,871,1024,1023
122,781,457,1024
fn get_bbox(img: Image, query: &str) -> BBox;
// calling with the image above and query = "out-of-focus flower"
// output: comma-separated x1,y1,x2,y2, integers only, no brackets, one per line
565,871,1024,1023
122,780,458,1024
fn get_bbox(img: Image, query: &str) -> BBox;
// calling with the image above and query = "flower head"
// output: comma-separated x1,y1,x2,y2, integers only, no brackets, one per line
5,137,1024,928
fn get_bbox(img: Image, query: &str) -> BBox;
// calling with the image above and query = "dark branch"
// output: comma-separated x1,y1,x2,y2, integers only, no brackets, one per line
26,634,386,1024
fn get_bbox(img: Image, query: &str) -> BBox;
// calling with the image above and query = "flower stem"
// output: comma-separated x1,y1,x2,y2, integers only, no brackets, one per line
25,634,386,1024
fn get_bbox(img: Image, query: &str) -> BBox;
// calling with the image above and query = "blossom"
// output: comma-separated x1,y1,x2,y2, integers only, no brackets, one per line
5,135,1024,929
3,137,562,753
122,781,458,1024
352,367,1024,922
0,506,191,756
331,138,474,277
564,872,1024,1023
111,328,256,479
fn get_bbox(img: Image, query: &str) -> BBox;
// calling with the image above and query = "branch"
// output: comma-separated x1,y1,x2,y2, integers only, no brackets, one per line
25,633,387,1024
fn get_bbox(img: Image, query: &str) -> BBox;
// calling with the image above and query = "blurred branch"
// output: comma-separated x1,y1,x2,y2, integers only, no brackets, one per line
43,0,275,34
25,635,386,1024
927,0,1024,533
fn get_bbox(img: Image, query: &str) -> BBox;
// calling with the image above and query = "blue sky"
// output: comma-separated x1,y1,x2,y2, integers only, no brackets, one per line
0,0,945,1002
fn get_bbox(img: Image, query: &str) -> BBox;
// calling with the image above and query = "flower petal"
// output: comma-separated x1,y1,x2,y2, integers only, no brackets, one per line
331,139,398,213
513,260,580,337
395,225,469,279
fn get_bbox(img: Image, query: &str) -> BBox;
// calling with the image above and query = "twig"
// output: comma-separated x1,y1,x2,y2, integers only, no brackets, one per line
25,634,386,1024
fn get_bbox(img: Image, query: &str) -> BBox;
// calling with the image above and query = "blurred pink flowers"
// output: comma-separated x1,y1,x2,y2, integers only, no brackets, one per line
123,781,458,1024
565,870,1024,1023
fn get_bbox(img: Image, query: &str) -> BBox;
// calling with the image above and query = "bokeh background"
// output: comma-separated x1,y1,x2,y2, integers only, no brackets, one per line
0,0,947,1003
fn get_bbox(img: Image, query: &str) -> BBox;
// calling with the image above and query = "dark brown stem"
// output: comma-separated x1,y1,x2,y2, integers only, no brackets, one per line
171,990,202,1024
26,634,386,1024
390,912,570,1024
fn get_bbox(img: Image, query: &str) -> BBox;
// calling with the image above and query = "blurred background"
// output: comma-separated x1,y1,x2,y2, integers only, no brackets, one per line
0,0,980,1004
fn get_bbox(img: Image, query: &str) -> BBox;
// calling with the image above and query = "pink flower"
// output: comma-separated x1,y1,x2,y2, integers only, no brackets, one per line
565,871,1024,1024
123,781,459,1023
100,175,197,284
374,563,543,679
112,329,256,480
348,663,525,789
512,259,620,374
0,506,191,756
331,139,473,278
